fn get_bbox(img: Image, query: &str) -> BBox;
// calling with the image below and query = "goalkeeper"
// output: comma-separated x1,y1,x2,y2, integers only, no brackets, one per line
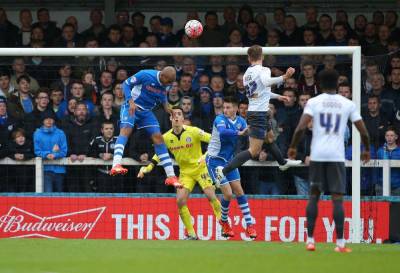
138,106,221,240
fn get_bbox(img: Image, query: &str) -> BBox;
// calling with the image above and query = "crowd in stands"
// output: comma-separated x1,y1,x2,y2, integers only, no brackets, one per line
0,5,400,195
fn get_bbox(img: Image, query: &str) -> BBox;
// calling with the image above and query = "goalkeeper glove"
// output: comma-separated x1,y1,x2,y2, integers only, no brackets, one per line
137,163,154,178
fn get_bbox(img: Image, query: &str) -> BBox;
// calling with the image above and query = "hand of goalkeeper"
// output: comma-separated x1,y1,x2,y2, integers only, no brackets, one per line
137,163,154,178
197,152,207,166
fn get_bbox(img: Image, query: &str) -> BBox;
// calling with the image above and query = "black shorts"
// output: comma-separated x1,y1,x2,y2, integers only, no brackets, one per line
309,161,346,194
247,111,272,140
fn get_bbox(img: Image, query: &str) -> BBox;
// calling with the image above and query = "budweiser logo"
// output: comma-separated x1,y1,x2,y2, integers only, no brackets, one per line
0,206,106,239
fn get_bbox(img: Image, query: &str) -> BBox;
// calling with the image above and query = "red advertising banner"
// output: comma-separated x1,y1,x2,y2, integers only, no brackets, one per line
0,196,389,242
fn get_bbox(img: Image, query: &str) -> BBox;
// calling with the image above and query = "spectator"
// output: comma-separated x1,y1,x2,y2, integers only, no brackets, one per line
0,70,14,98
373,10,385,26
338,82,352,99
50,88,64,116
200,11,225,47
318,14,334,45
194,86,213,117
242,21,265,46
115,67,128,82
0,96,20,155
335,9,352,35
221,7,239,40
362,95,391,149
181,96,202,128
353,14,367,37
95,92,119,134
34,111,67,192
0,8,19,47
237,5,254,30
121,23,136,47
179,73,194,97
89,121,123,192
7,75,35,120
149,15,162,35
366,25,390,56
276,88,299,151
206,55,225,79
300,6,319,33
81,70,98,103
57,81,95,118
159,17,177,47
364,73,395,117
58,97,77,120
362,23,378,53
102,24,122,47
112,82,124,109
97,70,114,95
131,12,149,43
284,77,298,90
17,9,33,47
54,23,81,48
327,22,348,46
298,61,319,96
31,8,61,46
280,15,302,46
74,37,104,78
212,92,224,116
24,88,57,138
115,10,129,26
50,64,73,99
227,73,246,102
303,28,318,46
7,128,35,192
376,128,400,196
254,13,268,41
210,75,225,94
167,81,181,109
362,61,379,93
269,7,285,32
225,64,240,90
65,16,81,40
199,74,210,87
385,11,400,41
81,9,107,43
10,58,40,94
226,28,243,47
62,102,95,192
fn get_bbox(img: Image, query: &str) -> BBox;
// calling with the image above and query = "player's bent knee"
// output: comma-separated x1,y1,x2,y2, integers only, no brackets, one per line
119,127,132,136
151,133,164,144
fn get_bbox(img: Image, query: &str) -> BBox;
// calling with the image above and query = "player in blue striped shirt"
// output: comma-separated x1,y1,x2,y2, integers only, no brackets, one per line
109,67,182,188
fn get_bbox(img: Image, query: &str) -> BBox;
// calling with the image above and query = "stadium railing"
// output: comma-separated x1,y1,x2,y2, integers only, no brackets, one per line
0,158,395,196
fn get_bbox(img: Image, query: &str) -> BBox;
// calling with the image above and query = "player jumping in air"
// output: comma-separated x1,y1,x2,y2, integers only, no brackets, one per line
206,96,256,239
215,45,301,184
137,106,221,240
109,67,182,188
288,69,371,253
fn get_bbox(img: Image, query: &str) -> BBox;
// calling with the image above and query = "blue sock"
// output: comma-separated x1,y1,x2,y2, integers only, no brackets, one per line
221,198,230,222
237,195,253,226
154,143,175,177
113,135,128,166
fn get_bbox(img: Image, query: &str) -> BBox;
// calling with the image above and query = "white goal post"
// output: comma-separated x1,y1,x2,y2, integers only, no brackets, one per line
0,46,362,242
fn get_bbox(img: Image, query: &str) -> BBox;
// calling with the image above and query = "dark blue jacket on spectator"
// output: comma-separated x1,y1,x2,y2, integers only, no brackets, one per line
345,145,377,191
34,125,67,174
377,145,400,189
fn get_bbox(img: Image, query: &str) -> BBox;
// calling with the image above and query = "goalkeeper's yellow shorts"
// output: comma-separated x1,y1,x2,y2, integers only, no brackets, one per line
180,166,213,192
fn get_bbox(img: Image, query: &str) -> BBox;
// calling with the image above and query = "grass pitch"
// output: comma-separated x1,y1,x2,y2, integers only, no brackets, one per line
0,239,398,273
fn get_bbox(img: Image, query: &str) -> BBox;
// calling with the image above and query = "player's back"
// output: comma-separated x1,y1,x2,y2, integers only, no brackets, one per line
207,114,246,161
243,64,272,112
304,93,361,162
130,69,167,110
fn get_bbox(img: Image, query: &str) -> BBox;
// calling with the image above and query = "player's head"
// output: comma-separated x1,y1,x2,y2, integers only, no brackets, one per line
159,66,176,85
223,96,239,118
170,106,185,127
318,69,339,93
101,121,115,139
247,45,264,63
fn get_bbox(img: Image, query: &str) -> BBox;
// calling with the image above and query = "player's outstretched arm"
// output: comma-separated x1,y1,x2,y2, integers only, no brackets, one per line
354,120,371,163
288,114,312,159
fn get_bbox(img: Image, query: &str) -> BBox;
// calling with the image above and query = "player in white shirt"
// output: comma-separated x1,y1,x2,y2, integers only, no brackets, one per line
288,69,371,253
215,45,301,184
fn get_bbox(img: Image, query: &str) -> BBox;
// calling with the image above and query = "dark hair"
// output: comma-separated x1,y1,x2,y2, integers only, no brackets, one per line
62,23,75,31
205,11,218,19
333,22,347,30
302,60,316,69
35,87,49,98
282,88,297,96
320,14,332,21
101,91,114,100
318,69,339,91
0,69,10,78
386,10,399,22
223,96,239,105
131,12,145,20
386,126,398,135
12,128,26,140
75,101,88,109
338,82,351,90
150,15,162,22
274,7,286,14
16,74,30,84
101,120,114,128
180,73,193,79
368,94,381,103
37,8,49,15
239,98,249,105
108,24,122,34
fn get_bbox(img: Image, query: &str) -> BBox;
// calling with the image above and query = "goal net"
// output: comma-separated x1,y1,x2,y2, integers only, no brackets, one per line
0,47,390,243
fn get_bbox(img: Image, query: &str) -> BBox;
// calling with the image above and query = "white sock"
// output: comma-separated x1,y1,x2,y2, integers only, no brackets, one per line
336,238,345,248
113,155,122,167
306,237,315,244
164,165,175,177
